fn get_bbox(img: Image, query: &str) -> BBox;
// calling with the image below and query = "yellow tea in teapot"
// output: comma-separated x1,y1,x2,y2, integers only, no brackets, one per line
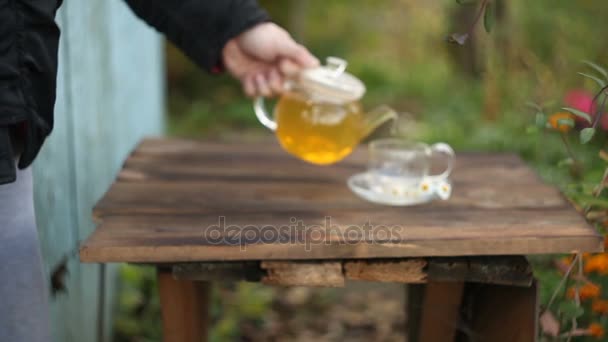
274,92,365,165
253,57,398,165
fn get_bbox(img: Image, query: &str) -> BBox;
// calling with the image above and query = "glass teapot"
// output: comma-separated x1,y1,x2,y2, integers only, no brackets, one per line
254,57,397,165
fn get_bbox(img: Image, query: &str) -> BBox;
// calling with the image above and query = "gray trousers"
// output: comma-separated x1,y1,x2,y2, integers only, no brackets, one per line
0,166,51,341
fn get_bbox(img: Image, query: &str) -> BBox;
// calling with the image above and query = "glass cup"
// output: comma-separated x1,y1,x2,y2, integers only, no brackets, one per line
368,139,455,193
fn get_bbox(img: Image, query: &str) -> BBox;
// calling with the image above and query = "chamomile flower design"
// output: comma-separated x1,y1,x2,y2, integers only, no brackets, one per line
420,181,431,193
436,181,452,200
348,173,453,206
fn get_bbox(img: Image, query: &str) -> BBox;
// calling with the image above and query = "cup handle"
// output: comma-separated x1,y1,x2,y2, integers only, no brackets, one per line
427,143,455,181
254,97,277,131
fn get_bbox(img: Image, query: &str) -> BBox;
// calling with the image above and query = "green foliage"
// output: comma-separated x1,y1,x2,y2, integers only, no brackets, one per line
533,258,566,305
578,72,607,88
113,265,275,341
582,60,608,82
209,282,274,342
114,265,162,341
456,0,478,4
559,301,586,320
557,158,574,168
563,107,593,123
483,1,495,33
529,62,608,340
580,128,596,144
556,118,575,128
535,112,547,127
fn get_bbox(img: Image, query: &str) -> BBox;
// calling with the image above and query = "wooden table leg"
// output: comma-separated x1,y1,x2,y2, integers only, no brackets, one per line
407,281,465,342
157,268,210,342
463,280,538,342
406,284,424,341
407,281,538,342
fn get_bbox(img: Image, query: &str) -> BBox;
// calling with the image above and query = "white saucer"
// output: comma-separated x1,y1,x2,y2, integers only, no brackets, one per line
347,173,451,206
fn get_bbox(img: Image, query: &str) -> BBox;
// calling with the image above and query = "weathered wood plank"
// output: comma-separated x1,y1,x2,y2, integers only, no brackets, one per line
132,138,526,168
427,256,533,286
173,262,263,282
127,138,546,186
93,179,567,217
260,261,344,287
95,150,568,217
344,259,427,283
83,234,600,262
81,208,600,263
90,209,592,241
82,140,601,265
117,145,540,185
169,256,532,287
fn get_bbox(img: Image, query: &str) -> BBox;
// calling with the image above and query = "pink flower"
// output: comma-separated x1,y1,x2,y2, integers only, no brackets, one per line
565,90,595,113
564,90,608,130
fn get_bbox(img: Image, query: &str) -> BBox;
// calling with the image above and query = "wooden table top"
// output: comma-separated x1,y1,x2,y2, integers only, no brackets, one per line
79,138,602,263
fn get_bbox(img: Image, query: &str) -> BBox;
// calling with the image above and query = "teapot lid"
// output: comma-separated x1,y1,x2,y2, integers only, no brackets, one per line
297,57,366,103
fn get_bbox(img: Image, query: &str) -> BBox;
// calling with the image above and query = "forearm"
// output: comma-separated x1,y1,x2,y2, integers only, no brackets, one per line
124,0,270,71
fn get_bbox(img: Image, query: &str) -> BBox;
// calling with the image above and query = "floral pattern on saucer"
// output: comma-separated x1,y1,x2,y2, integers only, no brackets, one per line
348,173,452,206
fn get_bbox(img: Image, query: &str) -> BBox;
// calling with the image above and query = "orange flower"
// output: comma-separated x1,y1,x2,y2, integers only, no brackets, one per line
582,283,602,300
548,112,575,133
567,283,601,301
593,300,608,314
584,254,608,274
589,323,605,339
560,256,573,267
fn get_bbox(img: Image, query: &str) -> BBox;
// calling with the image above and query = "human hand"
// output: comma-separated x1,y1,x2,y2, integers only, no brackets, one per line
222,22,319,97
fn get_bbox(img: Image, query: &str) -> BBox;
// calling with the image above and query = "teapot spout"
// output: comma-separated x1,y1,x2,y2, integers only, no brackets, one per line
361,105,398,139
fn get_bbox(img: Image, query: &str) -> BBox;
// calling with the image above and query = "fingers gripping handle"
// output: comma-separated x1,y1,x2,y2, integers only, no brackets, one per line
254,97,277,131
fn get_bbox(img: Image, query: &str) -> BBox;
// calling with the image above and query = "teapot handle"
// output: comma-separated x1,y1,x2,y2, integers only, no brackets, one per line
254,97,277,131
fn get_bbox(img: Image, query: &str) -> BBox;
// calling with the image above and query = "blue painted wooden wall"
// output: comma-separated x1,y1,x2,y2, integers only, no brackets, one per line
32,1,165,341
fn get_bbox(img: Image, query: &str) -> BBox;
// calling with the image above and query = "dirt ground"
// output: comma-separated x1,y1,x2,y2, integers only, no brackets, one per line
240,282,407,342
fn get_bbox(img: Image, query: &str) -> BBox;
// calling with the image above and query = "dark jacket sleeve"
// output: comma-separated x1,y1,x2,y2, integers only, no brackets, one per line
0,0,62,183
124,0,270,71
